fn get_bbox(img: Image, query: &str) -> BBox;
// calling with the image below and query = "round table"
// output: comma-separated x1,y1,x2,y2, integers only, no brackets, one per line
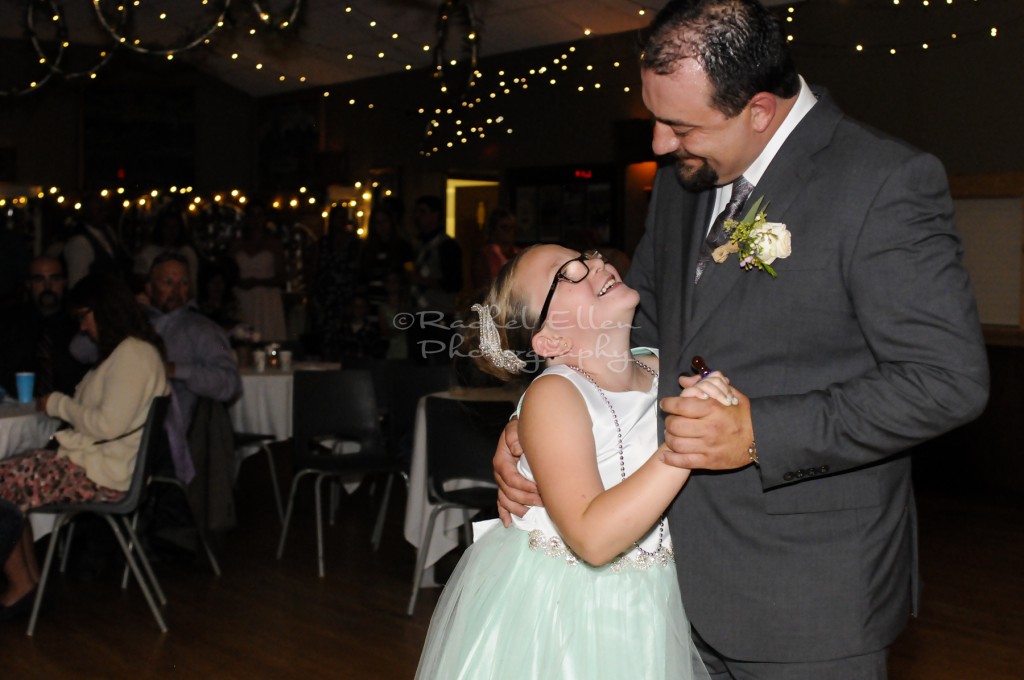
0,399,61,537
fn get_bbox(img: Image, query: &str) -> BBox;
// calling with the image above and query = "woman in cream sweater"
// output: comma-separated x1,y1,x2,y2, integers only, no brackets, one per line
0,274,167,621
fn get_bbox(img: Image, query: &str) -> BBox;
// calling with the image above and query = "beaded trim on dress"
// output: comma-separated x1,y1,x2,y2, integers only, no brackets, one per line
527,529,674,573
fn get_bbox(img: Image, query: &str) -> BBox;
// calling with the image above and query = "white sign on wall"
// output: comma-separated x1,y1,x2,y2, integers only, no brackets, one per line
954,198,1023,327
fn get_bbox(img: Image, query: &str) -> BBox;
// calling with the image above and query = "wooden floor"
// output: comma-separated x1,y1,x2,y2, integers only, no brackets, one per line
1,453,1021,679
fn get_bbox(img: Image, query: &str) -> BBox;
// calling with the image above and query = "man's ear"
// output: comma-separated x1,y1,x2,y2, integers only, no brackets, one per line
532,332,570,360
747,92,777,134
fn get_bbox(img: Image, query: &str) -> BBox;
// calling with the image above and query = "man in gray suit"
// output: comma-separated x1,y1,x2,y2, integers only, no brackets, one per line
495,1,989,677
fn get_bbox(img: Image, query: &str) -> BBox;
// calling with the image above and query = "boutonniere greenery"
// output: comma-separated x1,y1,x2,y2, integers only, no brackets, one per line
712,197,792,277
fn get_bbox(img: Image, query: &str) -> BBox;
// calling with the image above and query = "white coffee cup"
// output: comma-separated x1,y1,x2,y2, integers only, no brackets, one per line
253,350,267,372
279,350,293,371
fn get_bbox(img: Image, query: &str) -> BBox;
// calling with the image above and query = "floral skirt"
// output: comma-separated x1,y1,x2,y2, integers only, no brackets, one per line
0,449,125,513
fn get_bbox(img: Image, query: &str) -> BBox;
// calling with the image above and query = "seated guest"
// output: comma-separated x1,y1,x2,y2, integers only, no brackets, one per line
338,294,385,365
133,209,200,297
0,256,90,398
0,274,167,618
377,270,411,360
144,252,241,429
145,252,242,535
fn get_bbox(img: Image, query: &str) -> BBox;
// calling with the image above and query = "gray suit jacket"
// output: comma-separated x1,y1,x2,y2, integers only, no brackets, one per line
626,90,989,662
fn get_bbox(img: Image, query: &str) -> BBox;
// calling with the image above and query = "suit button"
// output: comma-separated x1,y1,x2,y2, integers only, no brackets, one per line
806,468,817,476
784,472,795,481
820,465,829,474
795,470,805,479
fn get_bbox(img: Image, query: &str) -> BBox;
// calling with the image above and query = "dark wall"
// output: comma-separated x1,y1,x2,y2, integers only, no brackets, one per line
0,46,255,193
3,1,1020,197
261,0,1023,193
258,31,652,193
786,0,1023,177
288,0,1015,186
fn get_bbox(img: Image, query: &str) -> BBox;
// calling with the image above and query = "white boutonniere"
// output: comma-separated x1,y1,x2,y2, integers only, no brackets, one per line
711,196,792,277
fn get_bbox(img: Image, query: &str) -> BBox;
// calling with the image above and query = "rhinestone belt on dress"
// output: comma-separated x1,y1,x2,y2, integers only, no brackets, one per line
527,529,674,573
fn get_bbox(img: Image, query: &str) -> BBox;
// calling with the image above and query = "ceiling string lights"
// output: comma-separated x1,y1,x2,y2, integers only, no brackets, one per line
781,0,1014,55
37,1,124,81
91,0,232,56
1,0,67,97
250,0,303,30
2,0,306,97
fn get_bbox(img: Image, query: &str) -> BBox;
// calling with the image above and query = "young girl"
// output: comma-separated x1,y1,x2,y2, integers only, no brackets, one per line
415,245,732,679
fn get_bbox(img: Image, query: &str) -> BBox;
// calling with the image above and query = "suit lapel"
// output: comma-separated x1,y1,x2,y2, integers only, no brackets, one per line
682,90,841,350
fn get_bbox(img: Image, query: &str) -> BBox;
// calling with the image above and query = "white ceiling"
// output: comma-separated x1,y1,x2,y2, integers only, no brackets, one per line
1,0,794,97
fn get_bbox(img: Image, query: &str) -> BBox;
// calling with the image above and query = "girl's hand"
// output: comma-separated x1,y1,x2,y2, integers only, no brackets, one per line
677,371,737,406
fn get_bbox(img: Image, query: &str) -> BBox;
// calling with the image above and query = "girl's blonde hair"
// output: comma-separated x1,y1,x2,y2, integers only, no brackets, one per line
470,244,544,382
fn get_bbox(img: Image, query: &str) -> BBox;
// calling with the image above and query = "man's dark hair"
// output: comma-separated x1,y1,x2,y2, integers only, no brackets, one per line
415,195,443,216
150,251,191,277
639,0,800,117
152,209,191,248
66,273,166,362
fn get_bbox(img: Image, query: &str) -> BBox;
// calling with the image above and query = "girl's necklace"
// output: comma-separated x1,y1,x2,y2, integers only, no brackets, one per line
565,358,667,560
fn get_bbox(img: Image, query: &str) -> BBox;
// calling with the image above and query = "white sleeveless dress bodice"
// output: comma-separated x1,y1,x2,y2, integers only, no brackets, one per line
511,356,671,561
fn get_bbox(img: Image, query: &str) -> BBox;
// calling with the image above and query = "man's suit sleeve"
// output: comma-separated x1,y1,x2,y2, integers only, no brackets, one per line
626,177,662,349
752,152,989,488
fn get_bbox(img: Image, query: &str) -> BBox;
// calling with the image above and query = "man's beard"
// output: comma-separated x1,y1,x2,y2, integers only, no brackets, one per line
674,156,719,193
35,291,60,315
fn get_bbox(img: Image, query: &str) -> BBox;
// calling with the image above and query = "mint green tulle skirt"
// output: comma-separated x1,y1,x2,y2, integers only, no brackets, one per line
415,524,709,680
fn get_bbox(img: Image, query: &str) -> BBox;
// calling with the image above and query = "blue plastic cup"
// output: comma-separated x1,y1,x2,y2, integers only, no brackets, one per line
15,372,35,404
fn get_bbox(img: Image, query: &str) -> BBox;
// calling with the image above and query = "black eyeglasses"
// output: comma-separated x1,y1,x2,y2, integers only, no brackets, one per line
535,250,605,333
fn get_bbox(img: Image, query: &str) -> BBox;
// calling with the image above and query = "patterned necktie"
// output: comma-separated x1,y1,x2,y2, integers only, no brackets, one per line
694,175,754,284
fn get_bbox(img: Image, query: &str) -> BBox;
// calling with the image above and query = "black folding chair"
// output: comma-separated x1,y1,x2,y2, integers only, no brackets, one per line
26,396,171,636
383,362,452,461
233,430,284,523
276,369,403,577
406,396,513,616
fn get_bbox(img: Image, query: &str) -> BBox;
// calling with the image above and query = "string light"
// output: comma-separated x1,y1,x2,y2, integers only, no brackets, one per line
92,0,230,57
784,0,1009,56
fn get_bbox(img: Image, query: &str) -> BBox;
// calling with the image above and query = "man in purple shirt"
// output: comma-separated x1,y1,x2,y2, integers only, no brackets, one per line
146,251,243,534
146,252,241,427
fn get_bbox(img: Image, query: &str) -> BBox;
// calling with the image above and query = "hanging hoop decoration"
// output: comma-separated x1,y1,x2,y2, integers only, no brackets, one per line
433,0,480,100
250,0,304,31
34,1,126,81
92,0,233,57
1,0,65,97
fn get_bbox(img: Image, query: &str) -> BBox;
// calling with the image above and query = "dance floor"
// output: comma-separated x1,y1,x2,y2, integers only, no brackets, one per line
0,444,1020,679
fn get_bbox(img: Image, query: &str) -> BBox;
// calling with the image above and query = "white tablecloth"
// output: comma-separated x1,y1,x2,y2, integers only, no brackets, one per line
0,399,61,537
403,387,521,580
228,362,342,444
